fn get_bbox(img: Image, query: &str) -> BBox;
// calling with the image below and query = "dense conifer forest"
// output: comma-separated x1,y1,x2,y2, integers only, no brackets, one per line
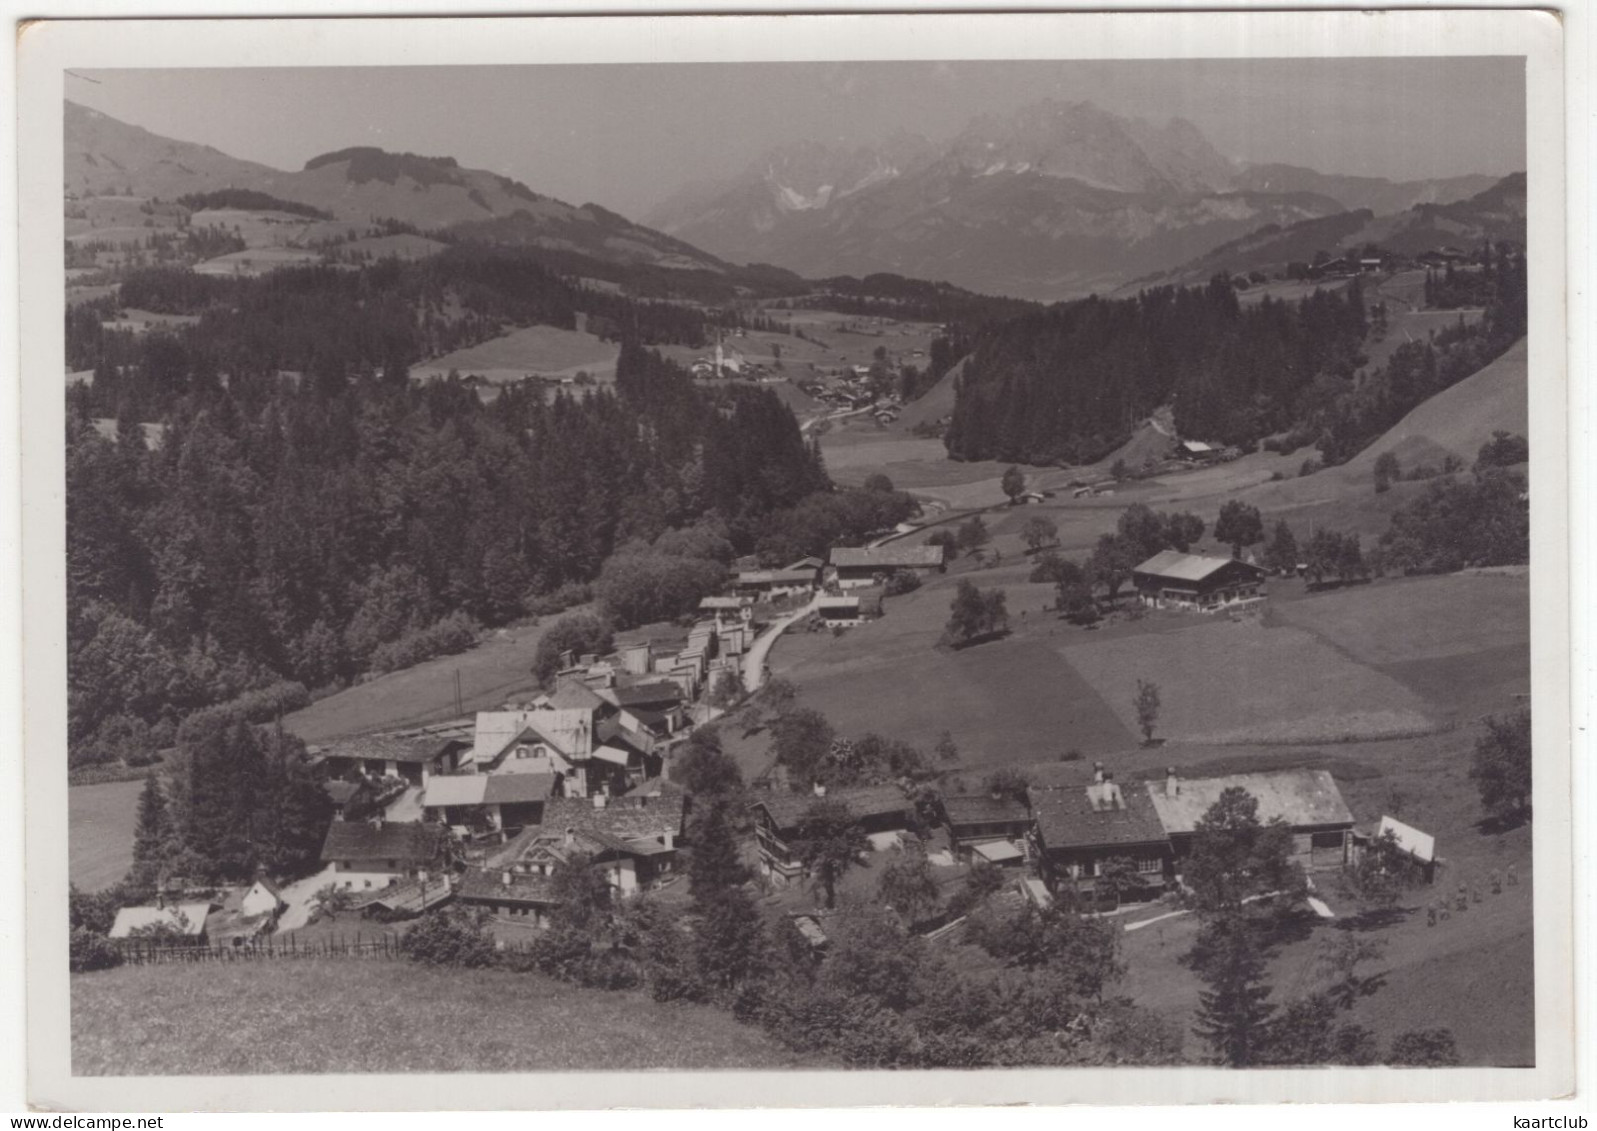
944,249,1524,468
64,332,836,767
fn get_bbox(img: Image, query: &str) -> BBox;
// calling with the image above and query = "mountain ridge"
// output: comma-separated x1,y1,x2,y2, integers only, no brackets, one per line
642,98,1506,300
1122,172,1527,290
65,100,726,274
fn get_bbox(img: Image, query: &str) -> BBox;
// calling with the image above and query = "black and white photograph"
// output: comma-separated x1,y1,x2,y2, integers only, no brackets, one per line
13,9,1574,1111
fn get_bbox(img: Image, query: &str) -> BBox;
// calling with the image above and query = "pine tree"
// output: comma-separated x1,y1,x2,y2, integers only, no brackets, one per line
131,774,175,871
689,799,750,896
681,799,767,994
1192,913,1277,1066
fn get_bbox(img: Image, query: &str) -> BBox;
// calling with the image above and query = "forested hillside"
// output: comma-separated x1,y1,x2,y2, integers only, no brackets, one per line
67,248,732,417
65,340,839,768
1316,250,1526,464
945,276,1368,464
945,245,1525,468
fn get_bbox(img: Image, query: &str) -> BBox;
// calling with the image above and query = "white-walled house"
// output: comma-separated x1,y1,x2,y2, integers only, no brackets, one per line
239,876,286,918
319,820,445,892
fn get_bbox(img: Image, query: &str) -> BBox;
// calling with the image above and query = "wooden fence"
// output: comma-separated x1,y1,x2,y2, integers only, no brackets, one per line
116,932,404,965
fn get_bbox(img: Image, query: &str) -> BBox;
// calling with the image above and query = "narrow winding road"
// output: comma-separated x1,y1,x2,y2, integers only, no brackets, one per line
741,594,823,691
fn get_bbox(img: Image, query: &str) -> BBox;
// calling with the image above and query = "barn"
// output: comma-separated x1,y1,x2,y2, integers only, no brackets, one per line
1148,768,1356,874
827,544,947,589
1131,550,1268,612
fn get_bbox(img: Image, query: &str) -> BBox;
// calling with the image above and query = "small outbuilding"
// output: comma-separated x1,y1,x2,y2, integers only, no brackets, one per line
815,595,865,627
941,795,1032,863
109,901,215,943
239,876,286,918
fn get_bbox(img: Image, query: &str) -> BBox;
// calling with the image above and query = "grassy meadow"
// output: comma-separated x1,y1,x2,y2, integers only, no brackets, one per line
409,323,620,384
72,959,822,1074
68,778,145,892
1058,616,1440,746
279,612,588,744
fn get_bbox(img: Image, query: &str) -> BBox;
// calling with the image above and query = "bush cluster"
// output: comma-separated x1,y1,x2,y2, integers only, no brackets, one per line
367,612,480,675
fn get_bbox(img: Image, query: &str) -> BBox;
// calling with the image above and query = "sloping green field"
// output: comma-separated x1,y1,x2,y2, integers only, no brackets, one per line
73,959,819,1074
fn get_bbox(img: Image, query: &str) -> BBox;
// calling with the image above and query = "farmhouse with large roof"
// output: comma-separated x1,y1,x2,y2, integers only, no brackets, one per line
827,544,947,589
1131,549,1268,612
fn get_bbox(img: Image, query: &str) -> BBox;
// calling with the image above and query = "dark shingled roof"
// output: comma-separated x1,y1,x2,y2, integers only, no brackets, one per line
942,795,1030,826
595,718,650,756
624,707,673,731
753,785,911,832
1032,780,1169,852
487,796,686,869
458,867,559,906
618,776,684,800
610,682,684,709
316,732,450,765
540,796,684,841
483,773,558,805
319,820,442,864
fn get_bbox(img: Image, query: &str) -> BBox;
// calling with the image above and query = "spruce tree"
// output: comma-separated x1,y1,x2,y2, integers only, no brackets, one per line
686,799,768,994
688,799,750,896
131,773,175,872
1192,913,1277,1067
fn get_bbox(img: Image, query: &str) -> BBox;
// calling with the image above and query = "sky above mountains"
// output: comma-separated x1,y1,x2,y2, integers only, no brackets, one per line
70,57,1524,220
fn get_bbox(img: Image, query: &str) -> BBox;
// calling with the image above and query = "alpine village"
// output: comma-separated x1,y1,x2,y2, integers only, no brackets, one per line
64,88,1532,1075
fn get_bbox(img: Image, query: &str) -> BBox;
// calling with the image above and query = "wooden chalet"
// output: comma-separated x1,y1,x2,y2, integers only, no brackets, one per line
734,566,820,600
815,595,865,627
1131,550,1268,612
750,784,913,885
940,795,1032,864
475,793,687,901
421,771,559,835
313,731,469,787
1176,439,1221,462
1030,775,1173,899
457,867,560,928
827,544,947,589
